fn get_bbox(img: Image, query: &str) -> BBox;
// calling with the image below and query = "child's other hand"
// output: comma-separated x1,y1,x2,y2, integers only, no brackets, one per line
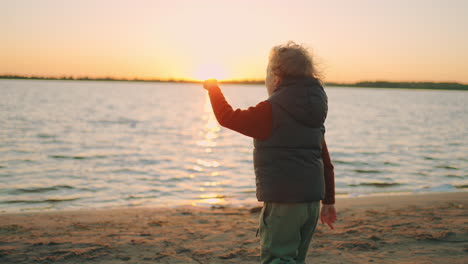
203,79,218,90
320,204,337,229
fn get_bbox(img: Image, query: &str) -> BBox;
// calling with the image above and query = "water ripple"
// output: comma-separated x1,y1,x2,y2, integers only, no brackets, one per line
7,185,74,194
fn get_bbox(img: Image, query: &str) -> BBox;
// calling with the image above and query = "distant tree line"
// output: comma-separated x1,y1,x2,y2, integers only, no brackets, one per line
0,74,198,83
1,75,467,90
326,81,468,91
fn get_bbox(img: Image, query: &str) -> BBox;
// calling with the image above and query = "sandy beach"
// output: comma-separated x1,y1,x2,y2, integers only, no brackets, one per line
0,192,466,264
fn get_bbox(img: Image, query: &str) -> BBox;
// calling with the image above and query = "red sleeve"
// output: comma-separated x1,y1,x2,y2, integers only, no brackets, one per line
207,86,272,140
321,138,336,204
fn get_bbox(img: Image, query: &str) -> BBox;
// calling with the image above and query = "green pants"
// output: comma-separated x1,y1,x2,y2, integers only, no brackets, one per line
258,201,320,264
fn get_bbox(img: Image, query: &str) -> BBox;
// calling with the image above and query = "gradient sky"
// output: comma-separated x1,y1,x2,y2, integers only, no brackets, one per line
2,0,468,82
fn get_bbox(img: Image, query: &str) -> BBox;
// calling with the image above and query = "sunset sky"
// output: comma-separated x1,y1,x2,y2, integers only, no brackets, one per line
2,0,468,83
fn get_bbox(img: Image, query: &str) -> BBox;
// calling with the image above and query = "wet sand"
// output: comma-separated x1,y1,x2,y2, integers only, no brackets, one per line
0,192,466,263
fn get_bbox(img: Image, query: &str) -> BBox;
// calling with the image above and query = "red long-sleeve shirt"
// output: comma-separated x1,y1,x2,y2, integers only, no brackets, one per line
207,86,335,204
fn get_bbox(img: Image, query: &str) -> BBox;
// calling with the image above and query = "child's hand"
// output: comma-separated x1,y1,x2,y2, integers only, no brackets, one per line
320,204,337,229
203,79,218,90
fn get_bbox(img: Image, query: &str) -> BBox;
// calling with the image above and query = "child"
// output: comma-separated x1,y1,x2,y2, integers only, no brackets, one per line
203,41,336,264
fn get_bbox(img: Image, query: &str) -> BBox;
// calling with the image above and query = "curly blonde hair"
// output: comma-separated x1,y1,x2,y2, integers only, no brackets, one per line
268,41,320,81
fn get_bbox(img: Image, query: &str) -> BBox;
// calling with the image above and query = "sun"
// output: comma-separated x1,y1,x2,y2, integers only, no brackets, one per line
193,63,229,81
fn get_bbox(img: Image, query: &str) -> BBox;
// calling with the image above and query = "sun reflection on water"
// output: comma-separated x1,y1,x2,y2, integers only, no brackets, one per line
193,193,227,206
196,159,219,168
196,94,220,148
191,94,226,206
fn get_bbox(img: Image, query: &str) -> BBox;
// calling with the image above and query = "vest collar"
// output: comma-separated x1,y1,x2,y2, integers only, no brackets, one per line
275,76,320,92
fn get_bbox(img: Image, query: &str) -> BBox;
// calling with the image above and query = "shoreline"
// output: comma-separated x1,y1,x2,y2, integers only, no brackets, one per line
1,190,466,215
0,191,466,263
1,190,465,215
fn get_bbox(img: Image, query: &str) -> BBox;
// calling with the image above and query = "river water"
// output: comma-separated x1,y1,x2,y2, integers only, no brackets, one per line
0,80,466,212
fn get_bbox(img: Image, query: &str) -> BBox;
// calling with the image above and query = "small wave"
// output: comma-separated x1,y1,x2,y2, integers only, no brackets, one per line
434,165,459,170
237,190,256,193
334,160,369,165
2,197,80,204
353,169,383,174
89,118,139,127
37,133,56,138
196,194,229,199
455,184,468,189
160,176,192,183
10,185,74,194
111,168,148,175
349,182,403,188
445,174,464,179
361,152,380,155
185,167,204,173
45,198,80,203
414,184,456,192
125,194,160,200
40,139,66,145
13,149,33,154
140,159,161,165
49,155,107,160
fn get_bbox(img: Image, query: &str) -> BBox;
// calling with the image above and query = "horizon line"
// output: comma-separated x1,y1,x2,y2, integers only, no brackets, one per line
1,74,467,86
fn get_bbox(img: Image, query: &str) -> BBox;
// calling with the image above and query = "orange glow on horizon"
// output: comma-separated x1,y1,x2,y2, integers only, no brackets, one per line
192,63,230,82
2,1,468,83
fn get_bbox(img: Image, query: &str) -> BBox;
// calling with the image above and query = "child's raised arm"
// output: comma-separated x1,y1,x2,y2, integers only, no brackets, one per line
203,79,272,140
